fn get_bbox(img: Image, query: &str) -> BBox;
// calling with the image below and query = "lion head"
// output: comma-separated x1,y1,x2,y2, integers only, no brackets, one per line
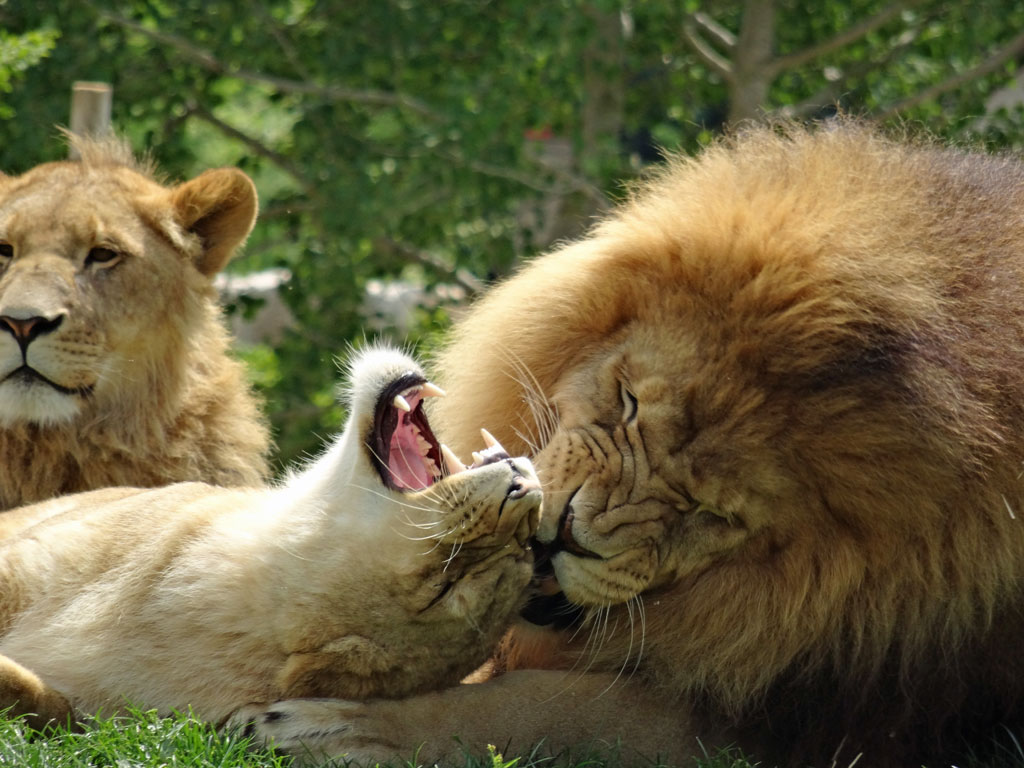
434,123,1024,763
0,136,269,513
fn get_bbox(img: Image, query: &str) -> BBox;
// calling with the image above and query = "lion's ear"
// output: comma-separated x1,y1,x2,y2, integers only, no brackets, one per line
170,168,258,276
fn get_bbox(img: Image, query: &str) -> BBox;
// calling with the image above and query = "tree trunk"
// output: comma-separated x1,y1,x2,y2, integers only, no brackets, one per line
729,0,776,124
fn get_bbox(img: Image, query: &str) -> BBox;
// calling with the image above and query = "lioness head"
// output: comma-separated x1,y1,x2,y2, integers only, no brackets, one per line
434,122,1024,760
342,346,542,625
0,135,256,427
276,346,543,698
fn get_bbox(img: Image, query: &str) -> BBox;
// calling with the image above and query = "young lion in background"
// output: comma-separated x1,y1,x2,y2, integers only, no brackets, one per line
0,136,269,519
0,346,540,731
233,122,1024,767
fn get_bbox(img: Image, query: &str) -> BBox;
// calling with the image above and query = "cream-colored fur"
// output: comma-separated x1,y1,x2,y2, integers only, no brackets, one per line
0,347,540,730
232,123,1024,767
0,136,268,515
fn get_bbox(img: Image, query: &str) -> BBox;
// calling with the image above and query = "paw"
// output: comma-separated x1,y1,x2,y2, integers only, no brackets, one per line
0,655,75,730
225,699,407,765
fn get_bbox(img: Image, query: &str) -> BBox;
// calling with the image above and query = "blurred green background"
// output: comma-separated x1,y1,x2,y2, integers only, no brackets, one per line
3,0,1024,470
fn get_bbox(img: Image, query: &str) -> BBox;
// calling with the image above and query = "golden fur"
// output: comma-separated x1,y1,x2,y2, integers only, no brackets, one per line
0,347,540,730
232,123,1024,767
0,136,268,517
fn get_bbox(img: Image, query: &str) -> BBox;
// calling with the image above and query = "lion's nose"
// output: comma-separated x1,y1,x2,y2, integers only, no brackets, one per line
0,313,64,349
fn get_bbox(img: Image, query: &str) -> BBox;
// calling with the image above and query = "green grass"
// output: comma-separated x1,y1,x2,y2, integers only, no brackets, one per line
0,708,291,768
0,709,758,768
8,710,1024,768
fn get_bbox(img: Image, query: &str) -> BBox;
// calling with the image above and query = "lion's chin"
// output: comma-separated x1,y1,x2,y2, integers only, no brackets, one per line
0,374,85,427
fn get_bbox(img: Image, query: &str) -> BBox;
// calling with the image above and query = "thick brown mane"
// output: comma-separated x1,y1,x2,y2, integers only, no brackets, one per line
432,122,1024,764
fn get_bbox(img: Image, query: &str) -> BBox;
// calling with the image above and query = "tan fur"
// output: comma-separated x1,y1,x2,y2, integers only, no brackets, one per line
233,123,1024,767
0,347,540,730
0,136,268,516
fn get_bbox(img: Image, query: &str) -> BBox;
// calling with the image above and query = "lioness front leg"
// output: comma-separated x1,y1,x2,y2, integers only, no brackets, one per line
0,654,73,729
228,669,703,766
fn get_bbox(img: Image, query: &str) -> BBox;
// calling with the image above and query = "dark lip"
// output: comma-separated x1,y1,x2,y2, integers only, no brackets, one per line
368,370,443,492
521,541,585,628
2,366,94,397
545,487,602,559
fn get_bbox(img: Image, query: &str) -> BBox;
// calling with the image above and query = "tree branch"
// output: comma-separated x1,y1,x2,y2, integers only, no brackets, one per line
776,21,924,118
770,1,921,74
438,147,607,207
186,101,317,195
371,238,486,295
875,28,1024,120
91,6,442,119
689,11,736,50
682,20,735,82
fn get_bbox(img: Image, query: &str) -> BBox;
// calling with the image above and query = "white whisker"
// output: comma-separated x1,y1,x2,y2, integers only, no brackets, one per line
345,483,439,515
443,536,465,571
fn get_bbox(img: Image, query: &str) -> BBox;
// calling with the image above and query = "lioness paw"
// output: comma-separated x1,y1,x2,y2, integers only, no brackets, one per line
226,699,407,765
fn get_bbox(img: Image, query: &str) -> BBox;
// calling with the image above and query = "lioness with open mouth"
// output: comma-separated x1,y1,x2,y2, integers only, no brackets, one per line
0,345,540,728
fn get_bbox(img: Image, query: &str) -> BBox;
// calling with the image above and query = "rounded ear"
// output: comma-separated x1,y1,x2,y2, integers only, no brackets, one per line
170,167,258,276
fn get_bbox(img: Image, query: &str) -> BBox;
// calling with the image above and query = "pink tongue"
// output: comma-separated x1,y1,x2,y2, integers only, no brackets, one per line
389,430,431,490
387,391,432,491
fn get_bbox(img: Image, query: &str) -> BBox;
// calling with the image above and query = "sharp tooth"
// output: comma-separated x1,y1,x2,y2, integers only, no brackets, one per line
480,428,506,453
421,382,446,398
393,394,411,413
441,444,466,474
471,451,485,466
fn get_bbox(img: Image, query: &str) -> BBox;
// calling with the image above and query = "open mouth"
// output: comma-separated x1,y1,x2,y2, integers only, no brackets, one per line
369,372,512,492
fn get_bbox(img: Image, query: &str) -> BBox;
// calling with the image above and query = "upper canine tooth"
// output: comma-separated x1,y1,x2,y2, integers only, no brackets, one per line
441,444,467,474
480,428,506,453
421,382,446,398
393,394,412,413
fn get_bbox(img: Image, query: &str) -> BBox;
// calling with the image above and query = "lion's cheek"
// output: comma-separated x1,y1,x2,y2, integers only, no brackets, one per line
553,543,659,605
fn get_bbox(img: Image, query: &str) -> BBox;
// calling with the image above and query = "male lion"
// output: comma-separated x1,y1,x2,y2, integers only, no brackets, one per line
0,136,268,518
233,123,1024,767
0,346,540,731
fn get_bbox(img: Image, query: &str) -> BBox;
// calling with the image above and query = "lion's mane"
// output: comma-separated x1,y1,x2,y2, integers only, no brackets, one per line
434,122,1024,764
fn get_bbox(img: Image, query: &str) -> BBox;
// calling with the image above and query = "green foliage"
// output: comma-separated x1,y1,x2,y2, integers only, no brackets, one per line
0,27,59,118
0,1,1022,465
0,707,291,767
0,708,764,768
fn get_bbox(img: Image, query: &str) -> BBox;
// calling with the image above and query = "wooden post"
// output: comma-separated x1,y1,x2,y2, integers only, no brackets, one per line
68,81,113,159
